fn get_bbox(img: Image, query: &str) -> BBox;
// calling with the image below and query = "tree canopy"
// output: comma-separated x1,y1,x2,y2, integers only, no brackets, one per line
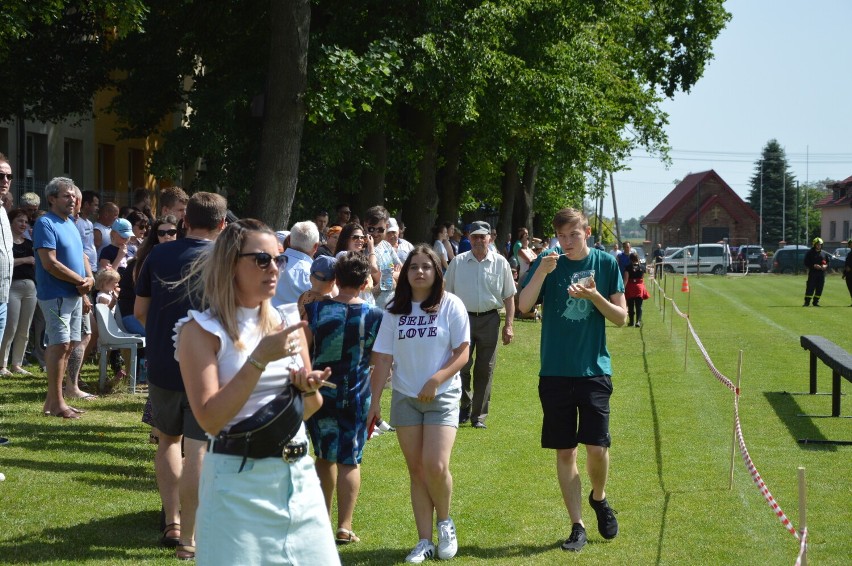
4,1,730,240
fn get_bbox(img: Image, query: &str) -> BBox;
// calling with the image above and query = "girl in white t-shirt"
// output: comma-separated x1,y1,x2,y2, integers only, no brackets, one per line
95,269,121,312
368,245,470,563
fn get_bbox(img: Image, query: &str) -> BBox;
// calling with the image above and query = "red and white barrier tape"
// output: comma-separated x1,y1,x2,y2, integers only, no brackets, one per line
652,275,807,563
794,528,808,566
734,393,799,539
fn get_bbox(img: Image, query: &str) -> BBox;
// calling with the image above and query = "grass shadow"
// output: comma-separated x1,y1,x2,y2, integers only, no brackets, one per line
763,392,840,451
341,541,565,564
639,324,669,566
0,510,165,564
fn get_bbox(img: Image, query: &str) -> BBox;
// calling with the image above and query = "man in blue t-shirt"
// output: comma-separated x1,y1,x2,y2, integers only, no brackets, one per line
135,192,227,556
33,177,94,419
519,207,627,553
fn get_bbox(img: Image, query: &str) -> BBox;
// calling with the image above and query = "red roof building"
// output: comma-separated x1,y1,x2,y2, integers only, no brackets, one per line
642,170,759,248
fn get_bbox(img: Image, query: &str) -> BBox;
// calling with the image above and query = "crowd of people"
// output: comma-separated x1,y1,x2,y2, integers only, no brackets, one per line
0,156,629,563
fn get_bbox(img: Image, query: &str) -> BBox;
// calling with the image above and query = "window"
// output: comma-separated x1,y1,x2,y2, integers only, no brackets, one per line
830,221,837,241
64,138,84,183
844,221,849,242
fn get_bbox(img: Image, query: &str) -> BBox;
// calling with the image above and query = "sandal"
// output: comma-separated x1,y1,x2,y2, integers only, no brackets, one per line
160,522,181,547
335,528,360,545
176,544,196,561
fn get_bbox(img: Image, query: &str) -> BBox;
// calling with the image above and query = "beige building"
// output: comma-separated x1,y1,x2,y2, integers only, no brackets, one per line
815,176,852,247
0,89,174,208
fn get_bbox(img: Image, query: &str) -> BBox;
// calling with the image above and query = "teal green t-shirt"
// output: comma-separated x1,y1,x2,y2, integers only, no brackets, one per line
524,247,624,377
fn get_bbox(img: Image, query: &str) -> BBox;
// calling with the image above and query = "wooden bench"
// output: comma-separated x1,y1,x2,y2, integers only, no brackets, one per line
800,335,852,417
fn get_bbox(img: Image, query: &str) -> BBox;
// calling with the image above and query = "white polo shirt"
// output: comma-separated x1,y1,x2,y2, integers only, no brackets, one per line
444,250,516,313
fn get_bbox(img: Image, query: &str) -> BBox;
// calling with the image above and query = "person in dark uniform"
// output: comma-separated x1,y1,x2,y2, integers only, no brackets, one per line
803,237,830,306
843,240,852,306
623,251,650,327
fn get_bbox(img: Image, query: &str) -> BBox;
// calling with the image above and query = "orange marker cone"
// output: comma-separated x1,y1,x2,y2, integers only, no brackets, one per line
681,276,690,293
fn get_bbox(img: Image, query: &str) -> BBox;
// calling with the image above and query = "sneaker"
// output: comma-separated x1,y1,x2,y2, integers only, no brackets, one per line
0,437,9,446
405,539,435,563
635,321,641,328
437,518,458,560
471,421,487,429
561,523,587,552
376,419,395,433
588,491,619,539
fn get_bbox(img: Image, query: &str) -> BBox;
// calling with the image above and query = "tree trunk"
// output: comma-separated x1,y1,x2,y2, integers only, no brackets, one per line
358,129,387,216
515,157,539,232
498,156,520,253
400,106,438,243
249,0,310,230
437,123,464,224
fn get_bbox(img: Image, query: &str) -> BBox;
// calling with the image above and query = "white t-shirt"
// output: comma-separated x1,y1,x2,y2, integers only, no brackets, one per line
173,302,307,440
433,240,449,263
372,293,470,398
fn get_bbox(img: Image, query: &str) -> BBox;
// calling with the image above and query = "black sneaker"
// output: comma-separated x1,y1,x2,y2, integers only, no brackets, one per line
458,408,470,424
588,491,618,539
0,437,9,446
561,523,587,552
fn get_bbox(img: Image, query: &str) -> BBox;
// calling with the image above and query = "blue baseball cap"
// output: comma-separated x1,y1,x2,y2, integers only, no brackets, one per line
310,255,337,282
111,218,133,239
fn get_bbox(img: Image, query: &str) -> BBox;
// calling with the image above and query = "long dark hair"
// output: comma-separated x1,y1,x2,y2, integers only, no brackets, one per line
132,214,178,281
387,245,444,315
334,222,365,255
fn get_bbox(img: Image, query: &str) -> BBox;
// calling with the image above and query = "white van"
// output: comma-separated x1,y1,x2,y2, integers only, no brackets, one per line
661,243,732,275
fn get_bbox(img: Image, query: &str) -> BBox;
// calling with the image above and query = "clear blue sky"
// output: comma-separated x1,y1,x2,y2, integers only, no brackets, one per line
602,0,852,221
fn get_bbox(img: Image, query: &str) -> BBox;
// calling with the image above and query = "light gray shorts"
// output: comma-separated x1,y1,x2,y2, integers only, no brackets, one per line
390,386,461,428
38,297,82,346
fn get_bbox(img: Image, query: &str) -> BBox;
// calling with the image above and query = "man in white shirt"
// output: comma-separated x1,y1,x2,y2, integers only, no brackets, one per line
273,221,318,307
93,202,119,258
77,191,99,274
444,220,516,429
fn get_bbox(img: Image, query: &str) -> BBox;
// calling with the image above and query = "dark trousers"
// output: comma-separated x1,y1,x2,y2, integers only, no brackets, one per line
846,275,852,304
627,297,644,324
460,311,500,424
804,273,825,304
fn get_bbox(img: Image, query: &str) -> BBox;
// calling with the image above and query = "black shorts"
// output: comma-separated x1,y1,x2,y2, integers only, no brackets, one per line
538,375,612,449
148,383,207,441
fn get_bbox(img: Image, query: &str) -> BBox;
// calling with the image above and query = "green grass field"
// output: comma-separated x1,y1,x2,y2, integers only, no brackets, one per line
1,273,850,565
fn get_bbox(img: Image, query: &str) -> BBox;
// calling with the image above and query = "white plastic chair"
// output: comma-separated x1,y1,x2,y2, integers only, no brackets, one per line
94,304,145,394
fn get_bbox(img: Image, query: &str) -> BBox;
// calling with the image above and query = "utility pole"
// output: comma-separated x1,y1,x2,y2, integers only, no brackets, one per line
759,160,763,248
609,172,621,243
782,169,786,243
796,181,800,248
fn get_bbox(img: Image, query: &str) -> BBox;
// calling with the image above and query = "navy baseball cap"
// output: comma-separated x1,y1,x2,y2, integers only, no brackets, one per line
310,255,337,282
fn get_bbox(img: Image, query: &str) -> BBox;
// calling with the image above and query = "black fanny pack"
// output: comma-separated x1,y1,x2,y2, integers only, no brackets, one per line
210,385,304,468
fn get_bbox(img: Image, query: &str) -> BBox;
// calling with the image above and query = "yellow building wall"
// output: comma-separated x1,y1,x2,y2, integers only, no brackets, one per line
93,88,172,205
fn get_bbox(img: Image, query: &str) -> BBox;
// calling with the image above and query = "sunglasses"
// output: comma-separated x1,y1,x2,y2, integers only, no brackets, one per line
239,252,286,269
135,223,150,230
0,173,12,181
351,235,367,241
366,226,385,234
157,229,178,237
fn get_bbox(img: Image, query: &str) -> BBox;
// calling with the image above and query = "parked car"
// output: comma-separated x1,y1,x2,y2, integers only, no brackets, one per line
734,244,768,272
664,246,682,256
661,243,732,275
771,245,809,274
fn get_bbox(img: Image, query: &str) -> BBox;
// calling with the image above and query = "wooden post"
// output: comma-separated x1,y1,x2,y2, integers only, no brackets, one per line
729,351,743,489
798,466,807,566
683,316,688,369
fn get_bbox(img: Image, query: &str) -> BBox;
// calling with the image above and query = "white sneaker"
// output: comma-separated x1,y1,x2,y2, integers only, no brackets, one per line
436,518,458,560
405,539,435,563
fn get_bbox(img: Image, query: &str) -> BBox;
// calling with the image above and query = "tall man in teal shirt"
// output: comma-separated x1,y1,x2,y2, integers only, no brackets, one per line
519,208,626,553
